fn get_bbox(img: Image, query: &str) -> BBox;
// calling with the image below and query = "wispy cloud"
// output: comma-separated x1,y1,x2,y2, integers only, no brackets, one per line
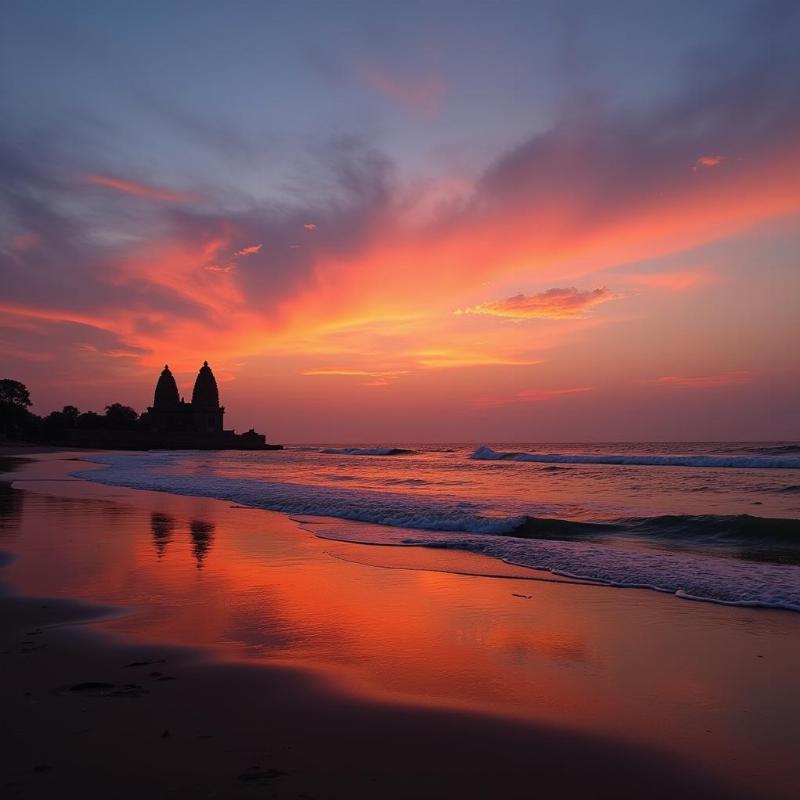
414,350,541,369
302,367,408,387
81,173,196,203
234,244,262,257
621,268,716,291
361,67,446,115
642,371,750,389
474,386,593,409
303,368,404,377
458,288,615,320
692,155,726,171
11,232,40,253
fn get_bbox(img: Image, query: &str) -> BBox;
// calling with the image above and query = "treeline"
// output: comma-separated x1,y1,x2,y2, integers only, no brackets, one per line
0,378,141,443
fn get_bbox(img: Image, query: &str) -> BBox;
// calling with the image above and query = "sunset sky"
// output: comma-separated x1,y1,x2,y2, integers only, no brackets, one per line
1,0,798,442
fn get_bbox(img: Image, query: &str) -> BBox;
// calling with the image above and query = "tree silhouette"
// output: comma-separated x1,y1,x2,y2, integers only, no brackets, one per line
62,405,80,422
0,379,31,408
104,403,139,429
43,405,82,439
0,379,35,439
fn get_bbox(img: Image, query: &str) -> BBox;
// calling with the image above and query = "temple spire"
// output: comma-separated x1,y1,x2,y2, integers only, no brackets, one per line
153,364,180,409
191,360,220,409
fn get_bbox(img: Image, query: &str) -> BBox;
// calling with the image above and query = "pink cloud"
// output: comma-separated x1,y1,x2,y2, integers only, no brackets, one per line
11,232,40,253
234,244,262,257
362,67,446,115
692,155,726,171
473,386,593,409
303,368,391,377
642,371,750,389
458,287,615,319
302,368,408,386
81,173,195,203
622,268,716,291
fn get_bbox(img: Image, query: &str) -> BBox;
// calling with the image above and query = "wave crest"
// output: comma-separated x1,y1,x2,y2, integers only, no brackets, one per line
320,447,417,456
471,446,800,470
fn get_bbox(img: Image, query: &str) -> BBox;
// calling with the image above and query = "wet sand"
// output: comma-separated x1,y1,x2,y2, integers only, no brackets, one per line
1,453,798,798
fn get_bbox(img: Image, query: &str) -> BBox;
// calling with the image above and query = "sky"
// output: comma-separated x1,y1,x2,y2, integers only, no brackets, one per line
1,0,798,442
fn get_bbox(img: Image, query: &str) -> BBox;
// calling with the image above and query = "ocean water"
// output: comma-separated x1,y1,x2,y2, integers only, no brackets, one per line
76,442,800,612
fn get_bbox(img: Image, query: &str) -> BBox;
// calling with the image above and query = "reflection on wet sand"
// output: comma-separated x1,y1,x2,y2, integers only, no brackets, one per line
151,512,215,567
0,482,24,546
189,519,214,568
2,458,800,799
0,458,30,546
150,513,175,559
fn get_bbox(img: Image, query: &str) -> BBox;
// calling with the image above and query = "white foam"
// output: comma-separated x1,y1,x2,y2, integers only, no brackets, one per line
471,446,800,470
320,447,416,456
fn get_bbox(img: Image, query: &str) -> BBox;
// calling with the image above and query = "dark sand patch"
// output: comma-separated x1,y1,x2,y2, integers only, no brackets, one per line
0,582,750,799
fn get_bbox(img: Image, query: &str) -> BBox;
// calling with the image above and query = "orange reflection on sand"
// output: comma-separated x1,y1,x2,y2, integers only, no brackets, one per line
10,480,603,722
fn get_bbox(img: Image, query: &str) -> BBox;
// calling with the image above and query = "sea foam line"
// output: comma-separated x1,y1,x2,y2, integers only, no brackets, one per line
471,446,800,470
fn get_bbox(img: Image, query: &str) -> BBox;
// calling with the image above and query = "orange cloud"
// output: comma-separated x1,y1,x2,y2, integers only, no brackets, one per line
81,173,195,203
693,155,726,171
0,301,120,334
303,368,406,378
621,268,716,291
11,232,40,252
457,287,615,319
234,244,262,257
303,367,409,387
642,371,750,389
40,128,797,390
287,136,798,340
474,386,594,409
413,350,541,369
362,67,446,115
304,223,317,231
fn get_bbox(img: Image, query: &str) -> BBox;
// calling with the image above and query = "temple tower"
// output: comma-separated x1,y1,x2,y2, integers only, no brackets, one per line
147,364,184,432
153,365,180,409
191,361,220,408
190,361,224,433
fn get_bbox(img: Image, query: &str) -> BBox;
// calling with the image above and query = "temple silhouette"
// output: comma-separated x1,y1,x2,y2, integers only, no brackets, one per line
65,361,280,450
139,361,279,449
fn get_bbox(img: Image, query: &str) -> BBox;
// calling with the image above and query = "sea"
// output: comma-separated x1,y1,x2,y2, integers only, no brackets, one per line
76,442,800,612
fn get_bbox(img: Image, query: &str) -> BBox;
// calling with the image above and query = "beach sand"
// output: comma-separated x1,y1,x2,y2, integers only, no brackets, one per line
1,452,798,798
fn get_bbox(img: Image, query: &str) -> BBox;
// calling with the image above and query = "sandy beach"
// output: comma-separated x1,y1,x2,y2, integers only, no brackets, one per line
2,452,799,799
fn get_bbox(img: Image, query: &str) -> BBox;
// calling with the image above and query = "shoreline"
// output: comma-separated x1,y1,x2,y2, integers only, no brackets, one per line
2,452,799,798
68,447,800,613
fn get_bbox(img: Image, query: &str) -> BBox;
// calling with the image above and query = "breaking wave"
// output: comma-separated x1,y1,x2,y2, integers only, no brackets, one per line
471,446,800,470
320,447,417,456
741,444,800,456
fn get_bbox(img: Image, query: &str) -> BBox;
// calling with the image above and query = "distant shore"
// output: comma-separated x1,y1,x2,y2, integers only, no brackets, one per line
1,453,797,798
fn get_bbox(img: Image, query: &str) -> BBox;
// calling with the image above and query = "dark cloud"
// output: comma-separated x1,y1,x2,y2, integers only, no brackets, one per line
469,1,800,227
